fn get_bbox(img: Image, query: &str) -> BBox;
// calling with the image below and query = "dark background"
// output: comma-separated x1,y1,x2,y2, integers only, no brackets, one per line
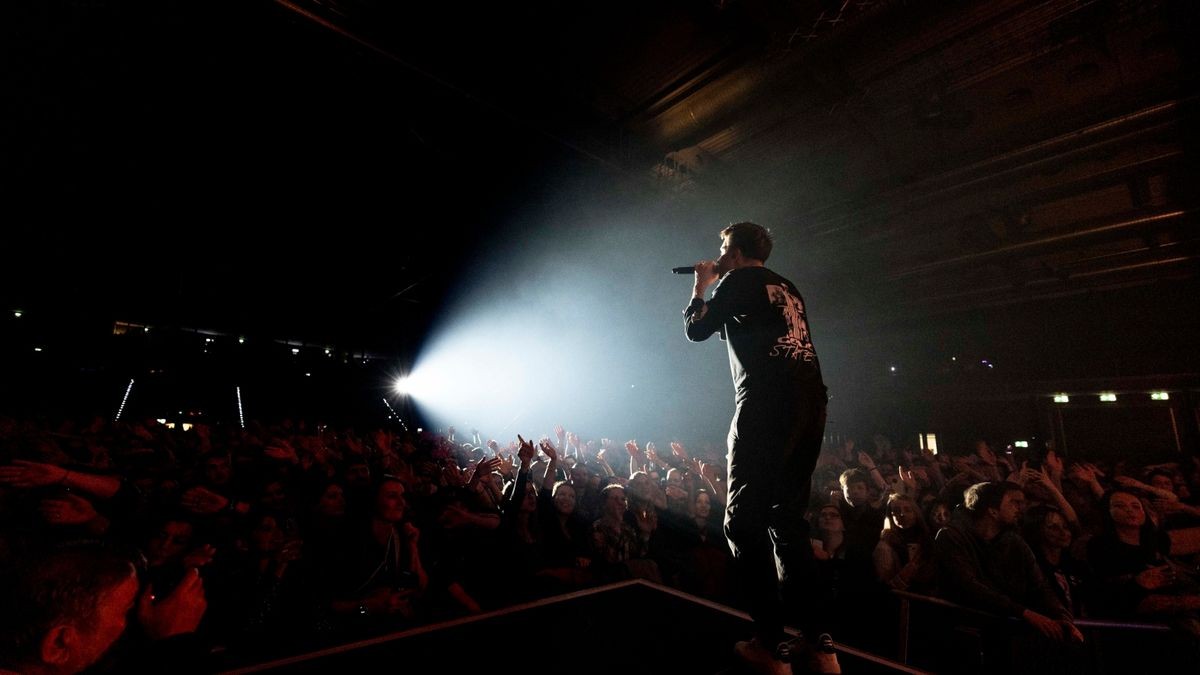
3,0,1198,458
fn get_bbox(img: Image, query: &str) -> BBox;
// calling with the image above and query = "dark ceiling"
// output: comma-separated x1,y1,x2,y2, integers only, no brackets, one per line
3,0,1198,361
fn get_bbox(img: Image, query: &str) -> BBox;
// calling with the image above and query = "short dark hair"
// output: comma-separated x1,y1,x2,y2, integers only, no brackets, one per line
962,481,1021,520
0,545,134,669
721,221,773,262
839,468,868,489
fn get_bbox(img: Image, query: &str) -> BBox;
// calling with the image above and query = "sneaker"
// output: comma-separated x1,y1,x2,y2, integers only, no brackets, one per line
734,637,791,675
802,633,841,674
774,634,805,663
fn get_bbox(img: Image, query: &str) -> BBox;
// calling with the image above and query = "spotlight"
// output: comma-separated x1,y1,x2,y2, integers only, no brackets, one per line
12,310,22,318
1053,394,1069,403
393,377,411,396
291,348,300,355
1014,440,1029,448
1099,393,1117,402
1151,391,1169,401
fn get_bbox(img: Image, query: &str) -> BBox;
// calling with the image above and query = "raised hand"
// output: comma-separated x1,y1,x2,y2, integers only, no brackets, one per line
470,456,502,485
442,461,467,487
669,441,689,460
263,443,299,464
39,493,98,526
1067,462,1096,484
625,440,643,457
275,539,303,566
181,486,229,515
0,459,69,488
856,450,876,470
555,425,566,442
540,440,559,462
181,544,218,569
1135,565,1174,590
138,568,207,639
517,435,536,466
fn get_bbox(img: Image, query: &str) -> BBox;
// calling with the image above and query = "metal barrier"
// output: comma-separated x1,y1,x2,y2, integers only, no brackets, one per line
891,590,1172,673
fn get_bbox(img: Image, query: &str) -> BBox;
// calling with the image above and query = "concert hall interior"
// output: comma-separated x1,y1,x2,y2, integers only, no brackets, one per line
2,2,1198,674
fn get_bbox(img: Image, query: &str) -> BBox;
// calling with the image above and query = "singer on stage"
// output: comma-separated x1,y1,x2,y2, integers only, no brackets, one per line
683,222,832,672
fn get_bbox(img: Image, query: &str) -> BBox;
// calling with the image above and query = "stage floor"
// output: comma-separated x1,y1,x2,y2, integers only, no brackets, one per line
223,580,925,674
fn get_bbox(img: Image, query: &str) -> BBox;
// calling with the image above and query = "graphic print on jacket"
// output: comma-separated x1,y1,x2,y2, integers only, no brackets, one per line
766,283,816,363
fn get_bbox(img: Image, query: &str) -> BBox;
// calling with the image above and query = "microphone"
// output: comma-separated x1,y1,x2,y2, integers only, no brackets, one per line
671,266,696,274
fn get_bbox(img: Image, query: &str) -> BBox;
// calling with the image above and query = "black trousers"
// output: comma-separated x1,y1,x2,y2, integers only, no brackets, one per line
723,392,826,644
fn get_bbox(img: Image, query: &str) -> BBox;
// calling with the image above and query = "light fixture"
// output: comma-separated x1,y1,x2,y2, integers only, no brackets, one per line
1151,391,1169,401
291,348,300,355
1099,393,1117,402
114,379,135,422
1053,394,1069,403
12,310,22,318
1014,440,1029,448
918,433,938,455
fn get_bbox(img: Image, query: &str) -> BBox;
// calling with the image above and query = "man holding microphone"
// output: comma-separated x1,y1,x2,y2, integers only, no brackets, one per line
683,222,837,674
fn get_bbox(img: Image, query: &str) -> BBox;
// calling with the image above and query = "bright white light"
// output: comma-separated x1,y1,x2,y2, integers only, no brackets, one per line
33,347,43,352
1053,394,1069,403
114,378,134,422
918,433,938,455
1099,393,1117,402
393,377,411,395
12,310,22,318
1014,440,1029,448
404,312,575,434
236,386,245,428
238,337,245,344
305,372,311,377
951,356,957,361
205,338,213,343
1151,391,1169,401
181,423,193,432
889,365,897,373
156,418,167,425
291,348,300,355
325,348,332,356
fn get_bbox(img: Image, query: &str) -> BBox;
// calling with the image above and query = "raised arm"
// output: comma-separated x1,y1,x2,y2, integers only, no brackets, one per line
0,459,121,499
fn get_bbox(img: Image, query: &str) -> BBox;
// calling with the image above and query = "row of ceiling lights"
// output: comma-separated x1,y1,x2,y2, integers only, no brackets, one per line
1052,392,1171,403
